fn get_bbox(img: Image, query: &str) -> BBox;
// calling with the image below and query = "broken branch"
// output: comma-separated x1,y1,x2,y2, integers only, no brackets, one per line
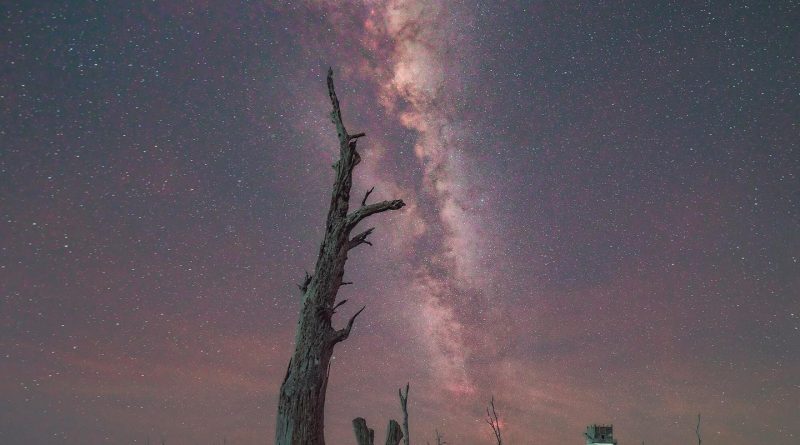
297,271,312,294
332,305,366,343
362,186,375,206
348,227,375,250
347,200,405,229
327,67,348,145
332,299,348,313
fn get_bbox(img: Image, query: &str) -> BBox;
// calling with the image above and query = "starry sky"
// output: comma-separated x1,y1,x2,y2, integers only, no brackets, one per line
1,1,798,444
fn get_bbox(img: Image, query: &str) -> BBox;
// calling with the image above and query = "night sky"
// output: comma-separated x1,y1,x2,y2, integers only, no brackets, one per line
2,1,798,444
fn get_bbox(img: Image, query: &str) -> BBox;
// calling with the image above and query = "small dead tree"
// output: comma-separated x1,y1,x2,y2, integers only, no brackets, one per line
696,413,701,445
399,383,410,445
434,429,446,445
353,417,404,445
274,69,406,445
486,396,502,445
354,418,375,445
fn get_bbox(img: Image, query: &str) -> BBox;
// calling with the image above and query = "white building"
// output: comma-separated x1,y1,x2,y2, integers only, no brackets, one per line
584,424,617,445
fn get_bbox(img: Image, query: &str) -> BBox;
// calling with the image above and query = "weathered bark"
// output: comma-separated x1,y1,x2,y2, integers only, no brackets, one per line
399,383,410,445
274,68,405,445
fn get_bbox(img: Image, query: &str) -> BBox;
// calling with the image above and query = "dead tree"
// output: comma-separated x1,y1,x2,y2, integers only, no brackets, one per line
274,68,406,445
434,429,446,445
696,413,701,445
486,396,502,445
399,383,410,445
353,417,404,445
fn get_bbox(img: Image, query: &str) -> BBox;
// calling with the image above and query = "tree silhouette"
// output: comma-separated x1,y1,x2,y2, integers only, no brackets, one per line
274,68,405,445
486,396,502,445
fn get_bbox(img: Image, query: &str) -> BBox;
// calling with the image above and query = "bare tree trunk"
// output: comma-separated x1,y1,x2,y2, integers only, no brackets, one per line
274,68,405,445
399,383,410,445
486,396,502,445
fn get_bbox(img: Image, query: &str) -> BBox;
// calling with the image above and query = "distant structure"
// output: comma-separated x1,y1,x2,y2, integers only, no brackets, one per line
584,425,617,445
